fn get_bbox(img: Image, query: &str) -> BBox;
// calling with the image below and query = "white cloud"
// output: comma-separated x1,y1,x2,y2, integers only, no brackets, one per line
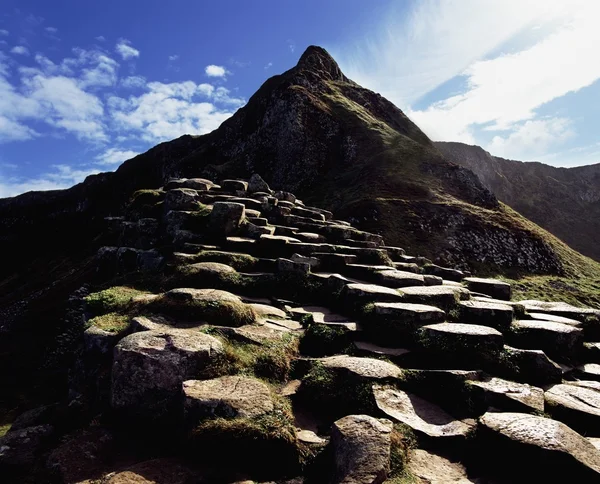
264,62,273,70
95,147,139,165
95,35,106,42
168,54,179,61
121,75,146,89
0,29,9,36
287,40,296,53
205,65,226,77
0,115,38,142
45,26,58,33
407,2,600,146
109,80,244,142
115,39,140,60
0,164,101,198
11,46,30,56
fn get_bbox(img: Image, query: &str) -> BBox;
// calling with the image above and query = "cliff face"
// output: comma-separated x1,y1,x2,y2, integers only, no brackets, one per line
436,141,600,262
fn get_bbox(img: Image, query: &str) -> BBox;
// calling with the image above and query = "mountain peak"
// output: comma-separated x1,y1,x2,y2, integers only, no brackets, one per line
296,45,348,82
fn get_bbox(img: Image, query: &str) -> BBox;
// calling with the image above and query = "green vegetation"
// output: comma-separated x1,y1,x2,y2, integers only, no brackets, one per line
85,286,148,314
128,189,165,218
386,423,418,483
185,250,259,272
299,323,352,357
85,312,130,334
201,330,299,382
0,423,11,438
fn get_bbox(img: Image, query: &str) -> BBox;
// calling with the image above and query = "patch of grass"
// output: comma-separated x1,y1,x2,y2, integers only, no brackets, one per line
128,189,165,218
170,263,246,292
201,331,299,382
299,323,352,357
387,423,418,482
85,286,148,315
0,423,11,437
186,250,259,272
85,312,130,334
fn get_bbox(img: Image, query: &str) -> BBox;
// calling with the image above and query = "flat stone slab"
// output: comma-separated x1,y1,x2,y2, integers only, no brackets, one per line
546,383,600,435
501,345,562,386
511,320,583,359
458,300,514,331
518,300,600,320
528,312,583,327
420,322,504,356
464,277,511,301
479,412,600,480
468,377,544,413
353,341,410,358
373,270,425,288
398,285,469,310
248,303,287,319
578,364,600,382
319,355,403,380
372,302,446,324
373,385,474,439
289,305,350,324
343,283,403,303
407,449,476,483
183,376,274,424
332,414,393,484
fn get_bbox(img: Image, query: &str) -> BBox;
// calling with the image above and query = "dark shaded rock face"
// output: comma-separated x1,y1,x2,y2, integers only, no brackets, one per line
436,141,600,262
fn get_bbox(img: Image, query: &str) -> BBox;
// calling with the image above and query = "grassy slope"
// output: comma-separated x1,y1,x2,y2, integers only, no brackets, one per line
309,80,600,309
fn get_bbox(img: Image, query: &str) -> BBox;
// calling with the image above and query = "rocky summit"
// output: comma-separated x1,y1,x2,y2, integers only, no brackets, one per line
1,46,600,483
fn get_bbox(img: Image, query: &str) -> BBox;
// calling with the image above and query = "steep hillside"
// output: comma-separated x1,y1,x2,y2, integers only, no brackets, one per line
436,141,600,262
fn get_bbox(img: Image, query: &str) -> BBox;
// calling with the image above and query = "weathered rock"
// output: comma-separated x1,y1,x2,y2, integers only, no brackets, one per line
183,376,274,426
164,188,199,211
478,412,600,480
577,363,600,382
10,404,58,431
423,274,443,286
398,285,469,311
174,261,239,287
518,300,600,321
422,264,464,282
464,277,511,300
147,288,257,326
248,174,272,194
467,376,544,413
165,177,214,191
527,312,583,328
373,385,474,439
343,283,403,304
84,325,123,355
111,329,223,419
278,257,310,276
510,320,583,359
419,323,504,360
221,179,248,192
320,355,403,380
0,425,54,474
407,449,476,483
331,414,393,484
374,270,425,288
366,302,445,342
498,345,562,386
458,299,514,331
101,458,199,484
274,190,296,203
545,383,600,435
208,202,245,237
246,222,275,238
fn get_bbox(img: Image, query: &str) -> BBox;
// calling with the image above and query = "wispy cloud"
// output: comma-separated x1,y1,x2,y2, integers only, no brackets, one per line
287,39,296,53
168,54,179,61
115,39,140,60
45,26,58,33
95,147,139,165
95,35,106,42
121,75,146,89
205,64,227,77
10,45,29,56
264,62,273,70
0,29,9,36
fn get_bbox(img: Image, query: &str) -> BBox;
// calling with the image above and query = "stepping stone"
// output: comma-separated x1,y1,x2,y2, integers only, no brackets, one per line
518,300,600,321
295,232,327,243
545,383,600,435
527,312,583,328
183,376,274,425
374,269,425,288
353,341,411,359
423,264,464,282
314,252,358,270
164,188,200,211
464,277,511,300
510,320,583,359
331,415,393,484
478,412,600,480
584,343,600,363
246,223,275,238
498,346,562,386
208,202,245,237
392,261,420,273
259,234,301,244
288,305,351,325
165,177,214,191
458,299,514,331
271,225,300,237
342,239,381,248
221,179,248,192
247,216,268,226
292,206,326,221
381,246,405,260
398,285,469,311
345,263,396,279
423,275,443,286
467,376,544,413
577,364,600,382
248,303,287,319
277,258,310,275
367,302,445,340
245,208,262,218
420,323,504,358
342,283,403,303
407,449,475,484
373,385,474,439
319,355,403,380
111,329,223,419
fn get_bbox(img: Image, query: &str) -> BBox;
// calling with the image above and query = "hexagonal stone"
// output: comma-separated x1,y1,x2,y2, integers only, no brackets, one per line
577,363,600,382
464,277,511,300
373,385,474,439
208,202,245,237
374,270,425,288
420,323,504,358
183,376,274,426
518,300,600,321
111,329,223,419
164,188,200,211
496,346,562,386
221,179,248,192
527,312,583,327
398,285,469,311
510,320,583,359
422,264,465,282
467,377,544,413
332,414,393,484
319,355,403,380
372,302,446,324
343,283,403,303
458,300,514,331
545,383,600,435
478,412,600,480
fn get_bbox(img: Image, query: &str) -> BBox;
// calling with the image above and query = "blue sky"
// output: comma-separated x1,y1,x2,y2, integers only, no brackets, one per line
1,0,599,197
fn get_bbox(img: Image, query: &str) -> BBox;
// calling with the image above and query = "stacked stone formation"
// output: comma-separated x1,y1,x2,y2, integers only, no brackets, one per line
5,173,600,483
